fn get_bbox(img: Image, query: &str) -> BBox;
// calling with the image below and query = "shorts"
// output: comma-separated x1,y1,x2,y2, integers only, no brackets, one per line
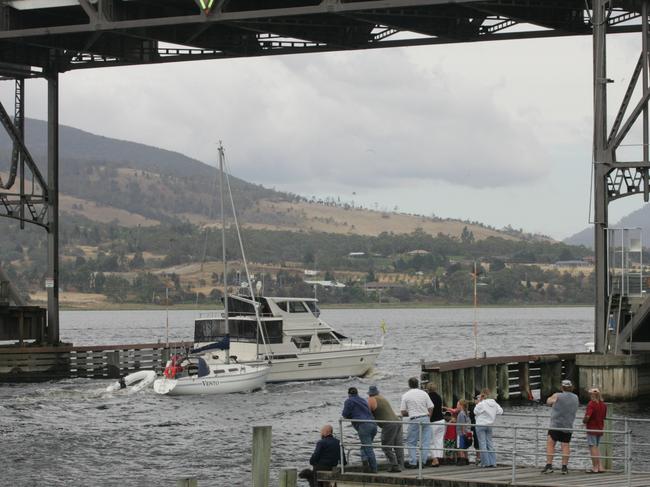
458,434,472,449
548,430,572,443
587,434,602,446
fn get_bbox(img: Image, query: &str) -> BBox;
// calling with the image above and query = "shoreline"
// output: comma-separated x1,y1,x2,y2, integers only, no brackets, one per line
51,302,594,311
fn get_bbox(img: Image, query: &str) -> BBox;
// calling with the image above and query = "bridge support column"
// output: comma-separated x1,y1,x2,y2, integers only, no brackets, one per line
593,0,610,355
46,71,60,344
576,353,650,401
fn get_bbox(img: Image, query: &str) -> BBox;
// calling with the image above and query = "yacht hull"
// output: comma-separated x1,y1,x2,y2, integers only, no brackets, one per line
153,366,269,395
251,346,382,382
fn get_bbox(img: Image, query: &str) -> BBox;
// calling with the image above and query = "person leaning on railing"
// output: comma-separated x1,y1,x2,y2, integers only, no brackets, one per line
342,386,378,473
367,385,404,472
541,379,579,475
583,387,607,474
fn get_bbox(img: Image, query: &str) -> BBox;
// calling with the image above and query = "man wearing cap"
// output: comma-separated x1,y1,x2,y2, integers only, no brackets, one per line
342,386,378,473
367,385,404,472
400,377,435,468
542,379,579,475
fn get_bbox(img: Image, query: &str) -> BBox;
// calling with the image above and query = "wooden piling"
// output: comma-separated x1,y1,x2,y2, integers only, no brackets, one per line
176,479,198,487
497,364,510,401
453,368,465,405
540,360,563,402
252,425,272,487
518,362,531,400
479,365,488,392
441,371,453,407
487,364,497,396
279,468,297,487
464,367,475,400
106,350,120,378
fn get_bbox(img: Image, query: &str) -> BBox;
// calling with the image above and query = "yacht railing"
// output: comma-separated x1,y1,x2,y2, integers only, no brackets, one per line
337,413,642,485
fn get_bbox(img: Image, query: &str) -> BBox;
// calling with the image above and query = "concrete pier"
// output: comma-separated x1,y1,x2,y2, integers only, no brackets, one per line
576,352,650,401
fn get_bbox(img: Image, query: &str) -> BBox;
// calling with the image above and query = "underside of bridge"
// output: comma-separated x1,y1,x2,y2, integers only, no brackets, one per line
0,0,649,352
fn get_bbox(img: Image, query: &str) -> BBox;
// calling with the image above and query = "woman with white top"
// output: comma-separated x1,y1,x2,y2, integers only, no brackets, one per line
473,388,503,468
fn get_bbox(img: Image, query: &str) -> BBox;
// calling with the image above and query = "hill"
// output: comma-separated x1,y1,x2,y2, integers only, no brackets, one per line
0,118,547,242
564,203,650,248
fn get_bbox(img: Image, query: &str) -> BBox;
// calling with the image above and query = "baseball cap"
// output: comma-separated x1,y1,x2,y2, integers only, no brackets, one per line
561,379,573,387
368,385,379,396
348,387,358,395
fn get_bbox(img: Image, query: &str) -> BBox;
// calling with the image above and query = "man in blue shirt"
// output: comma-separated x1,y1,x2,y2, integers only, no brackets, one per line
299,424,343,487
342,386,378,473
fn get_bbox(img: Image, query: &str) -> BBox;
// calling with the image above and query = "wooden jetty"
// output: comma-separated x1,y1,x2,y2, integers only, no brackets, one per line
421,353,578,404
321,464,650,486
420,351,650,402
0,341,192,381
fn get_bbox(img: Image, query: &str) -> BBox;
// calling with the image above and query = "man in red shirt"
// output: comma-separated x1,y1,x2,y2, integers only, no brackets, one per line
583,387,607,473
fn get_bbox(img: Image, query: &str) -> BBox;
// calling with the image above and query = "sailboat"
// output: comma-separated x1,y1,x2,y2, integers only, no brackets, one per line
153,143,270,396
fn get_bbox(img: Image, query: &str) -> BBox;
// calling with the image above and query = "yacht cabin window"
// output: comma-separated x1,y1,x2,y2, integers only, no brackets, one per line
276,301,288,312
291,335,312,349
289,301,309,313
318,333,340,345
194,318,283,343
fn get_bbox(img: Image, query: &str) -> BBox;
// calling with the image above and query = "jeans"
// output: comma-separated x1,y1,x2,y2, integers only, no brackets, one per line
357,422,378,472
475,425,496,467
381,422,404,466
406,416,432,465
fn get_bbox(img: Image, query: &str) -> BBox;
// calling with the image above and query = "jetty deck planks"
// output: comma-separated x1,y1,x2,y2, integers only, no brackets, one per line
322,465,650,486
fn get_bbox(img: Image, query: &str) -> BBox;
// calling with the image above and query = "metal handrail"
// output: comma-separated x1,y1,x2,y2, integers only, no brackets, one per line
337,417,634,484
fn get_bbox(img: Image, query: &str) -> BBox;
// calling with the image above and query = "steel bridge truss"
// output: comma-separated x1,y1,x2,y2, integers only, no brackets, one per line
1,0,650,349
593,0,650,354
0,72,59,343
0,0,645,75
0,80,49,229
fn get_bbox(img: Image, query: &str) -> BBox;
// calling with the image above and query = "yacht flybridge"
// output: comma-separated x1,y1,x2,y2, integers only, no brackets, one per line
194,295,383,382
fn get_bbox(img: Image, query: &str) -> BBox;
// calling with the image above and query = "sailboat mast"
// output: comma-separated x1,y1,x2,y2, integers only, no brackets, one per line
219,143,230,365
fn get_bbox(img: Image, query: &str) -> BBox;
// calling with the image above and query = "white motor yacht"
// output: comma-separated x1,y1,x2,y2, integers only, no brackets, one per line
194,295,383,382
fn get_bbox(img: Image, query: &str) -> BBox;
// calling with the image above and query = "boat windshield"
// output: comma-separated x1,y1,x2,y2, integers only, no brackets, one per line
305,301,320,317
194,318,283,343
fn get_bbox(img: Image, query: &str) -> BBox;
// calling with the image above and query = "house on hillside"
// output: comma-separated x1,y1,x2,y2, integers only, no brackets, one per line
304,280,346,288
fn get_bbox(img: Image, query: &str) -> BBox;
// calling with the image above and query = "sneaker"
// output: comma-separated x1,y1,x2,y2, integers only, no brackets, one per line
561,465,568,475
541,464,554,474
404,462,418,469
389,465,402,473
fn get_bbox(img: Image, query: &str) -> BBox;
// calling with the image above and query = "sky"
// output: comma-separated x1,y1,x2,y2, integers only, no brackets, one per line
1,30,648,241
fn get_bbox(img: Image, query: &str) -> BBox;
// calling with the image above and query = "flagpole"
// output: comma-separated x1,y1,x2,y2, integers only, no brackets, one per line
473,261,478,359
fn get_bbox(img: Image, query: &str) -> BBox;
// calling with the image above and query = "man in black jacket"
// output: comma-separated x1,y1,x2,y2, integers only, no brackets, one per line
299,424,344,486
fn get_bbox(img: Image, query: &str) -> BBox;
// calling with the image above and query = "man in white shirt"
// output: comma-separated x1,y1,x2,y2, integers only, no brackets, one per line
400,377,434,468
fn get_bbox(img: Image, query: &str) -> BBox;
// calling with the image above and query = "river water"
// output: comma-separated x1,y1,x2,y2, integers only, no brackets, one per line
2,306,649,486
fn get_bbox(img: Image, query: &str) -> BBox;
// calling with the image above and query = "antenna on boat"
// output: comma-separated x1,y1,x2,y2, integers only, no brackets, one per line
219,141,230,365
165,287,170,347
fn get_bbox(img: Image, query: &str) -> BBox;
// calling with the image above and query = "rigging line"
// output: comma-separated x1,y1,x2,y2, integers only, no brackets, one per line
588,155,595,225
223,152,271,360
